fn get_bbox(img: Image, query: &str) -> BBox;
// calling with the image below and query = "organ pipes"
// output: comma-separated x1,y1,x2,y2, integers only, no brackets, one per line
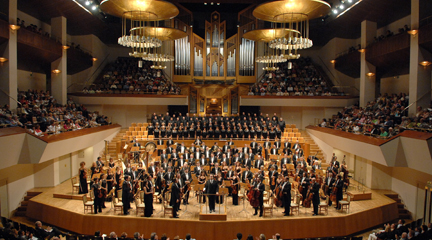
194,47,203,76
174,36,190,75
240,38,254,76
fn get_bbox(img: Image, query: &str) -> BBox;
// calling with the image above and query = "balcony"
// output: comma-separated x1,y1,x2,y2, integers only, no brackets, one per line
334,51,361,78
0,19,8,45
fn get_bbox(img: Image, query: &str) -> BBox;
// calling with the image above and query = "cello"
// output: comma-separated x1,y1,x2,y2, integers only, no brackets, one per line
303,187,313,208
273,183,284,207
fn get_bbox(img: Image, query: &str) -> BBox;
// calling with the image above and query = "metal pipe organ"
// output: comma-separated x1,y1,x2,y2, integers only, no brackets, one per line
175,36,190,75
239,38,255,76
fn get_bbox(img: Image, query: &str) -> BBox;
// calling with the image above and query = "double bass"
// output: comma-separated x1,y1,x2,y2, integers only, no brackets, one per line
273,184,283,207
330,185,337,202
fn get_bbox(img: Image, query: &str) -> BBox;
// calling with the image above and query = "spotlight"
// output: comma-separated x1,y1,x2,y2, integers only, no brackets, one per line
204,2,207,5
347,0,352,2
91,5,97,10
332,9,338,14
217,2,220,5
85,0,91,6
339,4,344,9
211,2,214,5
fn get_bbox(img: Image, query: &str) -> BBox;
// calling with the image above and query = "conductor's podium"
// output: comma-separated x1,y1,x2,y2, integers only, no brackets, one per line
199,205,227,221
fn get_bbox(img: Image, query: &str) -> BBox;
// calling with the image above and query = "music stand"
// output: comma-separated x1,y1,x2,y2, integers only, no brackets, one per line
219,187,229,209
194,184,205,208
130,146,140,162
181,186,193,216
239,182,250,214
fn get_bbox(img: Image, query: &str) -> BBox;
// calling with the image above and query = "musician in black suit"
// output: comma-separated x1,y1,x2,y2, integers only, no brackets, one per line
256,143,263,156
299,172,309,202
181,168,193,204
170,178,181,218
209,153,218,166
130,137,141,160
228,138,235,146
220,153,231,166
194,162,204,177
177,155,187,171
232,153,241,166
157,138,164,146
222,142,230,153
211,163,221,175
124,163,133,177
96,157,104,168
203,174,219,213
199,155,208,166
177,142,187,154
282,176,291,216
91,177,103,214
241,166,253,183
270,145,278,155
311,178,320,216
334,175,344,210
283,140,291,150
253,177,265,217
325,172,335,206
292,140,301,150
274,137,281,149
254,156,264,169
148,162,156,177
280,154,291,168
250,140,258,154
268,166,278,191
164,167,174,184
243,155,252,168
166,145,174,154
122,175,132,215
166,137,174,147
170,149,179,165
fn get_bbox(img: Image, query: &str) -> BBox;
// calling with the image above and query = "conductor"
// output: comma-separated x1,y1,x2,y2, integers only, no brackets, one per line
203,174,219,213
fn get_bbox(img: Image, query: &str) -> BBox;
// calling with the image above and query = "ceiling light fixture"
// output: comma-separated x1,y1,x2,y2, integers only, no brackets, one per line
358,48,365,53
85,0,91,6
52,69,61,74
419,61,431,67
0,57,8,63
62,45,70,50
407,29,418,37
366,72,375,77
330,60,336,63
9,24,20,31
91,5,97,10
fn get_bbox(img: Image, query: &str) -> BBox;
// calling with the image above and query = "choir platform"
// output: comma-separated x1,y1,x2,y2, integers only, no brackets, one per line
25,177,398,240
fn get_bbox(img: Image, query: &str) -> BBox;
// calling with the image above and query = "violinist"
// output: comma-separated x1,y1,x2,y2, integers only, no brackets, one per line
281,164,288,177
254,155,264,169
280,154,291,168
215,172,224,204
106,169,114,200
299,172,310,205
198,171,207,203
257,166,265,180
231,172,240,205
311,178,320,216
334,175,344,210
253,177,265,217
282,176,291,216
100,173,108,208
78,161,88,194
325,172,335,206
268,159,278,171
143,174,154,217
269,166,278,191
181,168,192,204
194,161,204,177
155,167,164,202
211,163,221,176
91,177,103,214
114,166,123,197
177,155,187,172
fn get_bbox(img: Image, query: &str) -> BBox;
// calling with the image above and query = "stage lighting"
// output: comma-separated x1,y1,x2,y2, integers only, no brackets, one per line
333,9,338,14
85,1,91,6
92,5,97,10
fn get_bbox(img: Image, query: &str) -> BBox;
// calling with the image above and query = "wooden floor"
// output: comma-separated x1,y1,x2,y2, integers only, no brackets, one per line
25,179,399,240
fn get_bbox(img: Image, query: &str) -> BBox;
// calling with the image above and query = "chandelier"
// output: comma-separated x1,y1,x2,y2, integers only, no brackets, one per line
247,0,330,71
100,0,185,67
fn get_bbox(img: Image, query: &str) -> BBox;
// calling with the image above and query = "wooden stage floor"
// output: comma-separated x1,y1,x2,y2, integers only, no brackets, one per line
26,179,399,240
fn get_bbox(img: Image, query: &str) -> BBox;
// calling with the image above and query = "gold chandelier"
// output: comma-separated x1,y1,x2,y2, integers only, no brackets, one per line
100,0,185,66
246,0,330,71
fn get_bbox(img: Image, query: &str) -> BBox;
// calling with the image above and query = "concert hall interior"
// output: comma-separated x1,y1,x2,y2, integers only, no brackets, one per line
1,0,432,239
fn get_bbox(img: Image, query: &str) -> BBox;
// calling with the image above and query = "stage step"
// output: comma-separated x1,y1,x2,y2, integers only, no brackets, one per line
384,193,411,220
14,191,42,217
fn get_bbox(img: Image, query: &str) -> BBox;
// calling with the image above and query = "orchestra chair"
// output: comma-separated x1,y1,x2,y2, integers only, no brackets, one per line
71,177,80,194
131,123,137,127
319,196,329,215
162,194,173,218
238,184,247,205
263,198,274,217
113,197,123,215
117,190,122,201
82,195,94,214
340,194,351,213
290,194,300,216
89,189,94,201
134,199,145,216
263,184,271,205
153,190,161,203
139,191,144,204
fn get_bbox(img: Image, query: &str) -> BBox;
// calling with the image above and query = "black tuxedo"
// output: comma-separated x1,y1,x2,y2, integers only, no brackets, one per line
264,141,271,149
177,145,186,154
241,170,252,183
293,143,301,150
199,158,208,166
220,157,231,166
170,182,181,217
122,181,132,214
311,182,320,215
232,157,241,165
194,166,204,177
211,167,221,175
274,141,281,149
164,171,174,183
166,146,173,154
243,158,252,168
222,145,230,153
282,181,292,215
270,148,278,155
254,159,264,169
284,142,291,149
280,157,291,168
157,139,164,145
166,140,174,146
204,179,219,211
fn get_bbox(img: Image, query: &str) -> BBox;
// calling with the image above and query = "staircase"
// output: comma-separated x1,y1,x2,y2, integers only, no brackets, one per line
14,190,43,217
384,193,412,220
102,128,127,162
300,130,325,161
